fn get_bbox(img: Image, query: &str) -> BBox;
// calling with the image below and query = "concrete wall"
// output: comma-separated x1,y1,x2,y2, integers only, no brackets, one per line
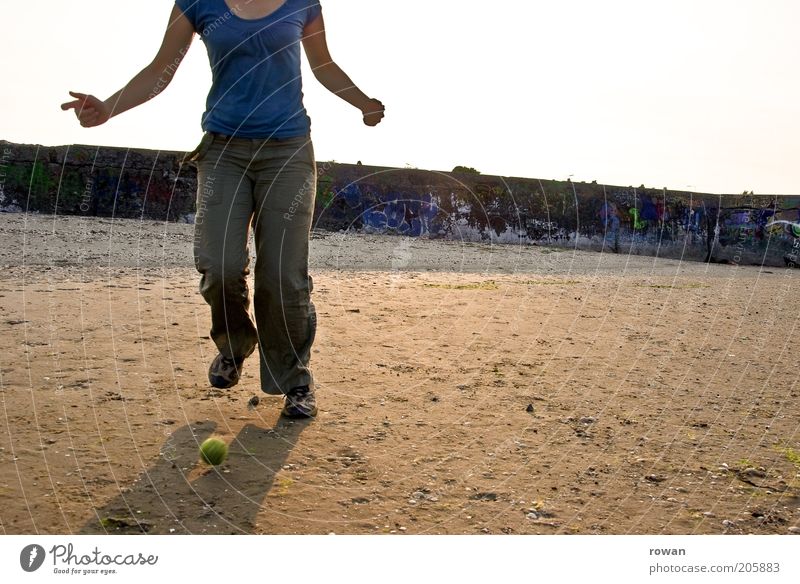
1,139,798,267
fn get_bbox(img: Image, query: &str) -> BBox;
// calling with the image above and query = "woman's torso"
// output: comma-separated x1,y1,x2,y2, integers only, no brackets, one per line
176,0,322,138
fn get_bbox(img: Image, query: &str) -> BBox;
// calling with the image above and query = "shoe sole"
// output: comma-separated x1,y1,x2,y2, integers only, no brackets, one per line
280,405,318,419
208,374,239,389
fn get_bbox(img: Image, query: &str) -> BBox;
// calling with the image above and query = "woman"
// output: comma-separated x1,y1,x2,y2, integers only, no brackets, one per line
61,0,385,418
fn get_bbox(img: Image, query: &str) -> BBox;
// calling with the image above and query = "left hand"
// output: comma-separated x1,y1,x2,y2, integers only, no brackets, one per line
361,98,385,127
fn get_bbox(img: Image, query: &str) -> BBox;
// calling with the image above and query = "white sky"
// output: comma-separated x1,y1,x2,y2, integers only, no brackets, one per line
2,0,798,194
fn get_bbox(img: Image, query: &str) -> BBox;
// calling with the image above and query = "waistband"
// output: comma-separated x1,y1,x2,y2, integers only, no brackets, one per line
209,131,310,143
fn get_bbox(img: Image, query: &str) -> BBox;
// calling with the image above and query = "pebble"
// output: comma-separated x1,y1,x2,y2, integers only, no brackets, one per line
526,404,534,413
788,527,800,534
722,520,735,528
471,492,498,501
248,395,260,409
526,511,539,520
645,475,666,483
703,512,715,518
579,416,596,424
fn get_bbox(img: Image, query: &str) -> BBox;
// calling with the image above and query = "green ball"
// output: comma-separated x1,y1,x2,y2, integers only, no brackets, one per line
199,438,228,466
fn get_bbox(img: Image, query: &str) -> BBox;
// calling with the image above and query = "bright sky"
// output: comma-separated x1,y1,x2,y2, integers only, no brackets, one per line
2,0,798,194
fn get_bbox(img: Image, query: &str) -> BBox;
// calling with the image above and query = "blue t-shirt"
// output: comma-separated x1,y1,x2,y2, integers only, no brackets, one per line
175,0,322,138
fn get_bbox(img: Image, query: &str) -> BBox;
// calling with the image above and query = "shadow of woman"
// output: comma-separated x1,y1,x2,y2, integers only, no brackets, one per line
79,417,311,534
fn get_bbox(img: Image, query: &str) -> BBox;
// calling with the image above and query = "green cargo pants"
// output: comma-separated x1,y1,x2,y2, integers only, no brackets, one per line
186,131,317,396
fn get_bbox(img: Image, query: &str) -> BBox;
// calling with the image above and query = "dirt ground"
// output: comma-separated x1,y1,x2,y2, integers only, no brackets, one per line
1,213,799,535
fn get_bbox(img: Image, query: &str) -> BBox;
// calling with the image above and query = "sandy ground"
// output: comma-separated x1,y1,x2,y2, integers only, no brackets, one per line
1,212,799,535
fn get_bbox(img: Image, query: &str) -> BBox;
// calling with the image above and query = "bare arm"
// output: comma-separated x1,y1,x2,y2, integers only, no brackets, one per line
302,12,385,126
61,4,195,127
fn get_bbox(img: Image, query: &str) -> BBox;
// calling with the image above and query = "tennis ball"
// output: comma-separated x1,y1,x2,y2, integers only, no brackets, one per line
199,437,228,466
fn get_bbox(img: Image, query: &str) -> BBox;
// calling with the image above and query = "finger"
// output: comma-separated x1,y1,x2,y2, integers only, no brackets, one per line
69,91,88,100
61,100,82,111
67,98,90,113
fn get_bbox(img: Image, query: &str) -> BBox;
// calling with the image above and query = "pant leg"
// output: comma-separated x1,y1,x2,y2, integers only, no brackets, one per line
249,135,317,395
192,135,259,360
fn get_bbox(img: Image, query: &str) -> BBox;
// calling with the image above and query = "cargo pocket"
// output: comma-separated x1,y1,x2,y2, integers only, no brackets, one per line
305,139,316,172
182,132,215,167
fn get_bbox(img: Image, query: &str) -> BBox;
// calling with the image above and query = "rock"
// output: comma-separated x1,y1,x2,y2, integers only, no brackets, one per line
579,416,596,424
248,395,260,409
645,475,666,483
99,516,151,532
703,512,715,518
410,489,439,503
470,492,498,501
722,520,735,528
526,404,534,413
788,527,800,534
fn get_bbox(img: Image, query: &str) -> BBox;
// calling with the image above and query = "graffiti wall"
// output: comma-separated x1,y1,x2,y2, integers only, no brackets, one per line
1,139,797,267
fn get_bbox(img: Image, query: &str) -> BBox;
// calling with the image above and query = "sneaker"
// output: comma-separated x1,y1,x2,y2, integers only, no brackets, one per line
281,385,318,418
208,354,246,389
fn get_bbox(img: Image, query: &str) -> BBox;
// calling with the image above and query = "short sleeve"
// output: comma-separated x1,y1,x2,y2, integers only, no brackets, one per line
305,1,322,26
175,0,198,31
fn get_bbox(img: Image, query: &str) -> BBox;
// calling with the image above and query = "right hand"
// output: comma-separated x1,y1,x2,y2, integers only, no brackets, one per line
61,91,111,128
